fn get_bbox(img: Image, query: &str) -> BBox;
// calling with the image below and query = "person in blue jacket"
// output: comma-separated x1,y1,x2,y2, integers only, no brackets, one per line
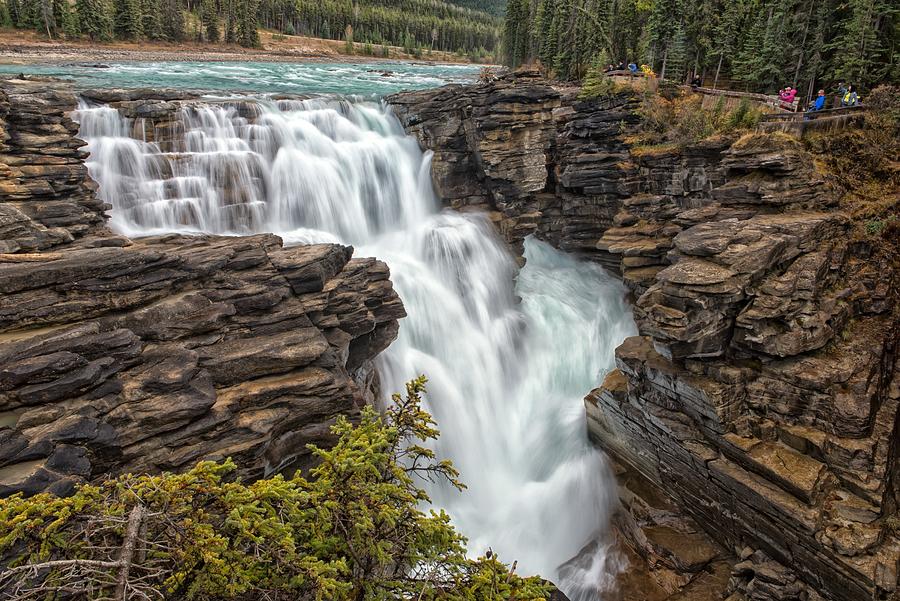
813,89,827,110
804,89,828,119
628,62,638,74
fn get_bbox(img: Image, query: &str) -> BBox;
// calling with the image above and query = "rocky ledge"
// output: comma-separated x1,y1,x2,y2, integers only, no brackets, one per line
0,77,405,496
389,72,898,601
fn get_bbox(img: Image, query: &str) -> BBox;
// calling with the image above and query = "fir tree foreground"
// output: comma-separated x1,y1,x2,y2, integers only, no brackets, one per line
0,377,550,601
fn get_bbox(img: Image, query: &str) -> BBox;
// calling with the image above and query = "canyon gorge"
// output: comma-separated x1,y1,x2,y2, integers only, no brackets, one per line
0,68,897,601
389,70,899,601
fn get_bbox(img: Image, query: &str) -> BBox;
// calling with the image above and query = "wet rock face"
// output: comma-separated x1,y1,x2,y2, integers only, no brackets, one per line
0,79,108,248
391,74,899,601
0,78,405,497
389,71,563,257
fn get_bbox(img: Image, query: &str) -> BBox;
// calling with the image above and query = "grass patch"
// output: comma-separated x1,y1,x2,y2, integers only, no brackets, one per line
632,90,763,151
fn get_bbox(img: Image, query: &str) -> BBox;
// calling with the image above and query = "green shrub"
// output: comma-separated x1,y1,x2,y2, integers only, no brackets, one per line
579,55,617,100
0,378,550,601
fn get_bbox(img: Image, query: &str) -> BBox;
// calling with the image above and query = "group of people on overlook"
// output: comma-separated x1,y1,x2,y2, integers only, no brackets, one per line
601,61,863,115
780,81,860,114
604,62,641,74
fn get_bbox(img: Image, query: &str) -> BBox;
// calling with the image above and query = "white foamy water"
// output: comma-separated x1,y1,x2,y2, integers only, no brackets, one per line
74,97,637,598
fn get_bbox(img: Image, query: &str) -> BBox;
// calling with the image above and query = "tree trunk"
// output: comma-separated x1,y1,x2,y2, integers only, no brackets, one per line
793,0,812,87
115,505,145,601
713,52,725,90
660,46,668,80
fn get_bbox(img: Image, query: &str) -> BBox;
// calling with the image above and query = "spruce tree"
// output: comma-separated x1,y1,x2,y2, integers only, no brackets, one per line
223,0,236,42
236,0,259,47
829,0,896,87
113,0,142,39
160,0,184,40
140,0,163,39
201,0,219,41
75,0,113,40
54,0,79,37
579,52,615,98
4,0,20,27
665,22,688,82
502,0,526,66
711,0,745,88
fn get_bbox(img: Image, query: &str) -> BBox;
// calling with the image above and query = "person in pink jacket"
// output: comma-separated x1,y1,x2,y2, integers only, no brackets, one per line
779,86,797,103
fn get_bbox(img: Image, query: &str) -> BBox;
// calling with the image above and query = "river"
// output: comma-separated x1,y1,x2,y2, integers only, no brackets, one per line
65,63,636,599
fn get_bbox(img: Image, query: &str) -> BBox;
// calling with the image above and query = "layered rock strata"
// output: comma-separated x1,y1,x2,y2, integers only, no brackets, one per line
390,72,899,601
0,77,405,497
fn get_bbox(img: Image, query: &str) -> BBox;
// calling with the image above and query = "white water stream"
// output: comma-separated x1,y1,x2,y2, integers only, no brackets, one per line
74,97,637,598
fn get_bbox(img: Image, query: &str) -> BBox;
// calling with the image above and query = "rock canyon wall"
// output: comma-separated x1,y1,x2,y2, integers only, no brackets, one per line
0,78,405,497
389,73,899,601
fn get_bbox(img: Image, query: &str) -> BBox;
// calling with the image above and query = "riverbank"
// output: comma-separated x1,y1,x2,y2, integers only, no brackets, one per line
0,29,479,65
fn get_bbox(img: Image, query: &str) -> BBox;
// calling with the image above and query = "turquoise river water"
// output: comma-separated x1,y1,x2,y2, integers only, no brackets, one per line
0,60,480,95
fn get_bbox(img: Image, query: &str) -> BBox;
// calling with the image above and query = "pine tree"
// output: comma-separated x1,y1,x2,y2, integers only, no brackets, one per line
4,0,20,27
829,0,897,87
201,0,219,41
223,0,236,42
711,0,745,88
665,22,687,82
54,0,79,37
140,0,163,39
75,0,113,40
236,0,259,47
113,0,142,39
579,52,615,97
647,0,680,75
502,0,527,66
38,0,55,36
160,0,184,40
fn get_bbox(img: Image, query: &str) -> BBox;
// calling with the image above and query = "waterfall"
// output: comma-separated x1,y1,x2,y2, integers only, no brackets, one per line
74,97,637,598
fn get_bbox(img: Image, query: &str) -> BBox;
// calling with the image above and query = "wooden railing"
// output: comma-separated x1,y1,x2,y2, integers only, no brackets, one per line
759,104,866,122
756,104,866,137
689,86,799,112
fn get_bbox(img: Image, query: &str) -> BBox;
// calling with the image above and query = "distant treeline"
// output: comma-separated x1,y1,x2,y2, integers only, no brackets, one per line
441,0,506,17
502,0,898,94
0,0,501,55
262,0,500,54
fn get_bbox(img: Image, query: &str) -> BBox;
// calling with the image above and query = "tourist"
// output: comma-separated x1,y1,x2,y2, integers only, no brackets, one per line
628,62,638,74
691,73,702,88
617,61,625,71
812,89,827,111
779,86,797,103
837,81,847,106
804,89,828,119
842,85,859,106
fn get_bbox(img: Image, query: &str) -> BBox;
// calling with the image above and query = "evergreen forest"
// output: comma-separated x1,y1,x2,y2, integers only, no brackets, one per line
502,0,898,94
0,0,502,55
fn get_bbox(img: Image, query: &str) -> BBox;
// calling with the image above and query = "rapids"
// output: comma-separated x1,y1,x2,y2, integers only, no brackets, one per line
0,61,480,95
73,96,637,599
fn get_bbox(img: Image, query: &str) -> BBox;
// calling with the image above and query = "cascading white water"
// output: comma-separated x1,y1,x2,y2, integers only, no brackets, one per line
74,97,637,598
